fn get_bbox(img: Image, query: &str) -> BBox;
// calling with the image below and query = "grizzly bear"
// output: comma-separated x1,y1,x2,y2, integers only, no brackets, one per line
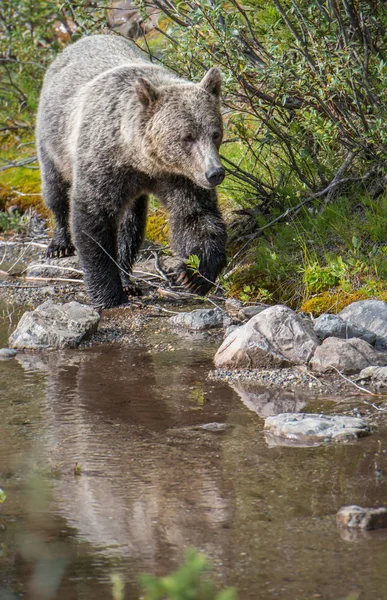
36,35,227,308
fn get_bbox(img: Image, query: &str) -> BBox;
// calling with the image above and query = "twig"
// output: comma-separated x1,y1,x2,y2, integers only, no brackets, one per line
155,306,181,314
25,276,83,284
0,156,37,171
6,240,35,273
0,241,47,249
10,189,41,197
303,368,330,388
0,283,62,289
151,250,170,282
330,366,387,412
21,263,84,276
133,269,165,280
319,151,355,212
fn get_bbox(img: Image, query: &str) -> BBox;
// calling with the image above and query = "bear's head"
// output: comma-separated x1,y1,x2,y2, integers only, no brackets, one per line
136,68,225,189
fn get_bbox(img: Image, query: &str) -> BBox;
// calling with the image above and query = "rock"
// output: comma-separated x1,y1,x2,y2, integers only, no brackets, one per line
357,366,387,386
169,308,232,331
9,300,100,350
26,256,83,279
224,324,240,339
0,348,17,359
214,305,320,369
264,413,371,446
336,505,387,530
225,298,242,311
313,313,376,345
239,304,270,320
309,337,387,374
194,422,230,432
339,300,387,349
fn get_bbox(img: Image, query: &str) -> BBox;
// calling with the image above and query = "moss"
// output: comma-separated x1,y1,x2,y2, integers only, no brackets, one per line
0,135,48,216
300,289,387,316
145,209,169,244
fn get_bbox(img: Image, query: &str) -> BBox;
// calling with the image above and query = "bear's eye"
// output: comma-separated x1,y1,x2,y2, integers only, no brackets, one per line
212,130,221,142
182,134,195,144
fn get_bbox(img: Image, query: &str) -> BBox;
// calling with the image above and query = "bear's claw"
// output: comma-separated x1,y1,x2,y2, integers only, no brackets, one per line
173,267,213,296
46,240,75,259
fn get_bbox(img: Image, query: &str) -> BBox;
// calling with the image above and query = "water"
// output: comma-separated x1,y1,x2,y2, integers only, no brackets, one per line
1,310,387,599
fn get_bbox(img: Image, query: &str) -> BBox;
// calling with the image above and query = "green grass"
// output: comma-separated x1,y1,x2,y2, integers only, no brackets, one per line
225,191,387,312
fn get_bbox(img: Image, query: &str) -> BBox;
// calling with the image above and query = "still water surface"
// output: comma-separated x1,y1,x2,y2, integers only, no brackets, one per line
1,314,387,599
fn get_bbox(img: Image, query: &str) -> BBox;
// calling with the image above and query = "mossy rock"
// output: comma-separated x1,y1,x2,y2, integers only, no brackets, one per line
300,289,387,316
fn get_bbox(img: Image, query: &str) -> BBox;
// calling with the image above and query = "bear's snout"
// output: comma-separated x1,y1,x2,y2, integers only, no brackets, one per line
205,166,225,187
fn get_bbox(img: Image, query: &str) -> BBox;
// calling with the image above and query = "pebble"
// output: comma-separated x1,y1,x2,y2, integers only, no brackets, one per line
0,348,17,359
194,422,231,432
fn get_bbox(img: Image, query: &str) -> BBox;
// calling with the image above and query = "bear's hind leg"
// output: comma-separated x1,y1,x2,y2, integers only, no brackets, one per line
39,148,75,258
71,195,128,308
118,195,148,296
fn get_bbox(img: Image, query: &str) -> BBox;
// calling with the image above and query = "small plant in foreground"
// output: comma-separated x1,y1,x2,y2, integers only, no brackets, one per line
301,256,348,294
111,573,125,600
73,462,82,476
139,548,236,600
0,210,30,234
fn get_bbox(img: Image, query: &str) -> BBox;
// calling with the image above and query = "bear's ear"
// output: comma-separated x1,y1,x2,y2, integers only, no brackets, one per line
199,67,222,98
136,77,160,108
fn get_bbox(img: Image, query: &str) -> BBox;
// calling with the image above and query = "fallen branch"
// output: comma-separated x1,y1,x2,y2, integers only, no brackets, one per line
151,250,170,282
0,156,38,171
0,241,47,249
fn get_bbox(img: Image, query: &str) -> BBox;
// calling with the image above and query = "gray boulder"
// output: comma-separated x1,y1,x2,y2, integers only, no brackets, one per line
26,255,82,279
239,304,270,320
224,324,240,339
264,413,371,446
214,305,320,369
357,366,387,387
9,300,100,349
310,337,387,374
169,308,232,331
313,313,376,345
336,506,387,530
339,300,387,349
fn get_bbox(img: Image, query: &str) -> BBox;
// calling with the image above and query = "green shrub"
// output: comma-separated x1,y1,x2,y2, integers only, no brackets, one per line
139,1,387,209
139,548,236,600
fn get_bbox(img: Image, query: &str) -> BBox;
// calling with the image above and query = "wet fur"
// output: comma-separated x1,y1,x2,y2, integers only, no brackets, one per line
36,35,226,307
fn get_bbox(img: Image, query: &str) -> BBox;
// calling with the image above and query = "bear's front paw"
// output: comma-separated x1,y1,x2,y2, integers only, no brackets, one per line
46,232,75,259
120,273,143,297
173,265,214,296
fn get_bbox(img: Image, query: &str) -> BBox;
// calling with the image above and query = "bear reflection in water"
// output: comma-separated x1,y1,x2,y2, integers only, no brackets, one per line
16,347,235,569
